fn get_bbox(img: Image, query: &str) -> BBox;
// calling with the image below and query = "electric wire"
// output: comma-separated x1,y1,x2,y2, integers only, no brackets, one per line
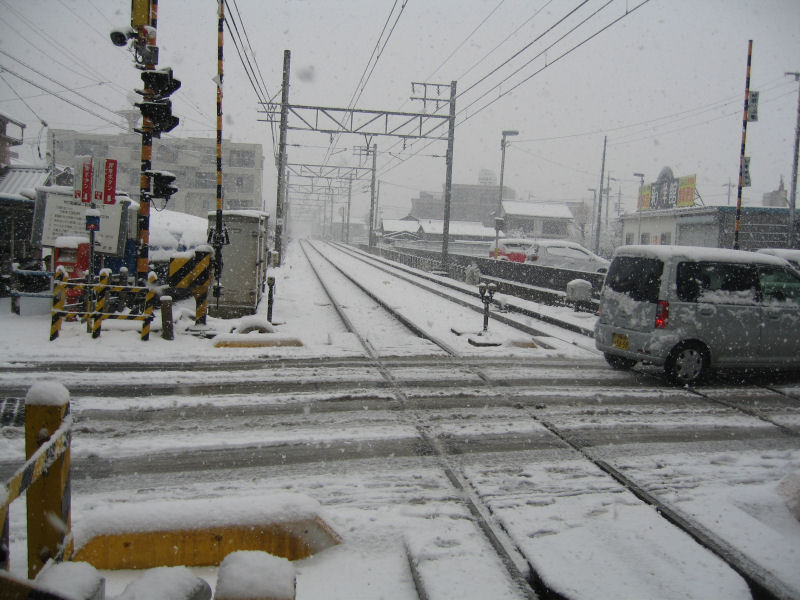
424,0,507,83
0,64,125,129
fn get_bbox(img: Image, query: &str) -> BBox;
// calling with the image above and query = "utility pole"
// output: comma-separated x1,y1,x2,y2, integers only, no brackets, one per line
734,40,754,250
441,81,456,271
722,179,734,206
787,71,800,247
594,136,607,254
346,176,352,244
274,49,291,265
209,0,229,305
368,143,377,248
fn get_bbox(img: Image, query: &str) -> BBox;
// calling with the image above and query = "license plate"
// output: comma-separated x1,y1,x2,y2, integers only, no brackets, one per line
612,333,629,350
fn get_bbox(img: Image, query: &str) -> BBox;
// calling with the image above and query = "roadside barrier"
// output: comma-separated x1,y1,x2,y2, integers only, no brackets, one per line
49,267,158,341
0,383,72,579
168,248,212,325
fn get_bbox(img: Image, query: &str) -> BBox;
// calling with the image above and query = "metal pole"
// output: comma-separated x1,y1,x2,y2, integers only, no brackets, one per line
136,0,158,284
495,135,507,260
212,0,225,304
368,143,377,248
441,81,457,271
274,50,291,265
594,136,607,254
787,71,800,248
346,176,352,244
734,40,753,250
634,173,644,244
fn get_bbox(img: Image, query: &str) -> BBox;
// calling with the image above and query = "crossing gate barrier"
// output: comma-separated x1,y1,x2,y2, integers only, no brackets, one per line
168,248,212,325
0,383,72,580
50,267,158,341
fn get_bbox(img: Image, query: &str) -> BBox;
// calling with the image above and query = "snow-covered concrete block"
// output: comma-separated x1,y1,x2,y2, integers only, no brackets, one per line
116,566,211,600
215,551,296,600
34,561,105,600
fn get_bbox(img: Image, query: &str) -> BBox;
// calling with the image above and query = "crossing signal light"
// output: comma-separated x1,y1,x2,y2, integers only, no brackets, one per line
145,170,178,202
135,100,179,137
135,68,180,137
140,68,181,100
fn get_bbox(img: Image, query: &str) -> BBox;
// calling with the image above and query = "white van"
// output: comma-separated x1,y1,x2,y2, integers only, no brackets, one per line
595,245,800,384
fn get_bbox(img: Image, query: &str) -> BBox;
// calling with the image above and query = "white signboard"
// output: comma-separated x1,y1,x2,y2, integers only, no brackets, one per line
41,190,122,253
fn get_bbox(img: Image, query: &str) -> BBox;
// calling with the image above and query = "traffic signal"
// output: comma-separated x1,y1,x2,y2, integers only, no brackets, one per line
135,68,180,137
140,68,181,100
145,170,178,203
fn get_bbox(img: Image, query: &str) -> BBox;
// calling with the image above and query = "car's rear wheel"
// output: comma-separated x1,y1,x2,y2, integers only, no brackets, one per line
665,342,708,385
604,353,637,370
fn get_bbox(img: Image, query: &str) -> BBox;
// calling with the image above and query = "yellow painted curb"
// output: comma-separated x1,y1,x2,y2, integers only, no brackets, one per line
214,335,303,348
73,517,341,570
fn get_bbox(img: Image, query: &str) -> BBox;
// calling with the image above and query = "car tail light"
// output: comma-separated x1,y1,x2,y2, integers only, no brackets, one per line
655,300,669,329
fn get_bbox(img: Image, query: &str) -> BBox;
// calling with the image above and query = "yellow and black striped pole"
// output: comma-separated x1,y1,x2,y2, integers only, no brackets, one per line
136,0,158,283
210,0,228,305
91,270,110,339
734,40,753,250
50,267,67,341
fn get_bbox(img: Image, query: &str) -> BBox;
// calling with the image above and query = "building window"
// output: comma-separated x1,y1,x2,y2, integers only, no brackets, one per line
640,233,650,245
195,171,216,189
155,145,178,163
625,233,634,245
224,173,253,193
229,149,255,168
660,232,671,245
74,141,108,157
542,220,567,236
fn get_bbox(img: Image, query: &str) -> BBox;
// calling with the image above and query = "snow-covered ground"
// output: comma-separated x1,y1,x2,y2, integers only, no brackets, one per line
2,240,799,599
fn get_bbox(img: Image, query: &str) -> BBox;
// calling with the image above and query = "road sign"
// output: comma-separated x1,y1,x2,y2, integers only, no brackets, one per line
742,156,752,187
103,159,117,205
74,156,93,203
747,91,759,122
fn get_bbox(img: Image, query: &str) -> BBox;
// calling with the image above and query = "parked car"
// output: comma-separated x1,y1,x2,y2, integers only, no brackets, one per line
595,245,800,385
755,248,800,270
488,238,531,262
525,239,610,273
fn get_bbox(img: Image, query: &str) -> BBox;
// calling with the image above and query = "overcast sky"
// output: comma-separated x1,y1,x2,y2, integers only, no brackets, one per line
2,0,800,222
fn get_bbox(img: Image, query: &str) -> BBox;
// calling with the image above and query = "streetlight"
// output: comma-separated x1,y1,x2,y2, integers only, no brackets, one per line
495,129,519,259
633,172,645,245
786,72,800,248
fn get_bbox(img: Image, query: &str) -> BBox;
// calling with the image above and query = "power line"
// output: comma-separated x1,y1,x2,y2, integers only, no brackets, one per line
0,64,125,129
424,0,506,82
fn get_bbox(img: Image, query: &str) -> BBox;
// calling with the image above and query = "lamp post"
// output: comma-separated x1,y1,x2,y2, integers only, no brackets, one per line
786,72,800,248
495,129,519,259
587,188,596,245
634,172,645,245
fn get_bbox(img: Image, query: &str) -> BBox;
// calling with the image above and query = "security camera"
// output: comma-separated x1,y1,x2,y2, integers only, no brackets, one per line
110,26,136,47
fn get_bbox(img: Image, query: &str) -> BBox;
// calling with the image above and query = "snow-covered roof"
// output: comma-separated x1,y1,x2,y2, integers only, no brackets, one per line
0,165,50,200
382,219,420,233
502,201,572,219
417,220,497,237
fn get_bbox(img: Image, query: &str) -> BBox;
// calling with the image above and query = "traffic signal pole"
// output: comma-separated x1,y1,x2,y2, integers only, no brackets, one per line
136,0,158,283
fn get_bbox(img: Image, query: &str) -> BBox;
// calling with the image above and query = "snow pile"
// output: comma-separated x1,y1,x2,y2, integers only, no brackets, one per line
116,566,211,600
777,471,800,521
215,551,295,600
25,381,70,406
148,209,208,263
74,493,326,550
35,561,104,600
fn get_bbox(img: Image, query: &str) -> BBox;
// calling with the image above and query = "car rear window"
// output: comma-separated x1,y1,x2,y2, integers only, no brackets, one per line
676,261,759,303
605,256,663,303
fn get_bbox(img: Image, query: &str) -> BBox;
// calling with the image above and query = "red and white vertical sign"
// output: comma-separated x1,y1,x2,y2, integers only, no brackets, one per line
74,156,93,203
102,159,117,205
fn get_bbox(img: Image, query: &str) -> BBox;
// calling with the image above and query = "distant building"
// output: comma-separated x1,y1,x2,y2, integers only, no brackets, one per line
620,205,798,250
0,114,25,167
762,177,788,207
500,201,572,239
47,129,265,219
409,182,516,226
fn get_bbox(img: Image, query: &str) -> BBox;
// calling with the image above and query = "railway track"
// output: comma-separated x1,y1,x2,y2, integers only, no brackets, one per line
297,240,800,600
2,240,799,599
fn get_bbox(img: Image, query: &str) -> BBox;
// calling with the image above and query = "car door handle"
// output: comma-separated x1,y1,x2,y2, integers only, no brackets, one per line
698,306,715,316
765,309,781,319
